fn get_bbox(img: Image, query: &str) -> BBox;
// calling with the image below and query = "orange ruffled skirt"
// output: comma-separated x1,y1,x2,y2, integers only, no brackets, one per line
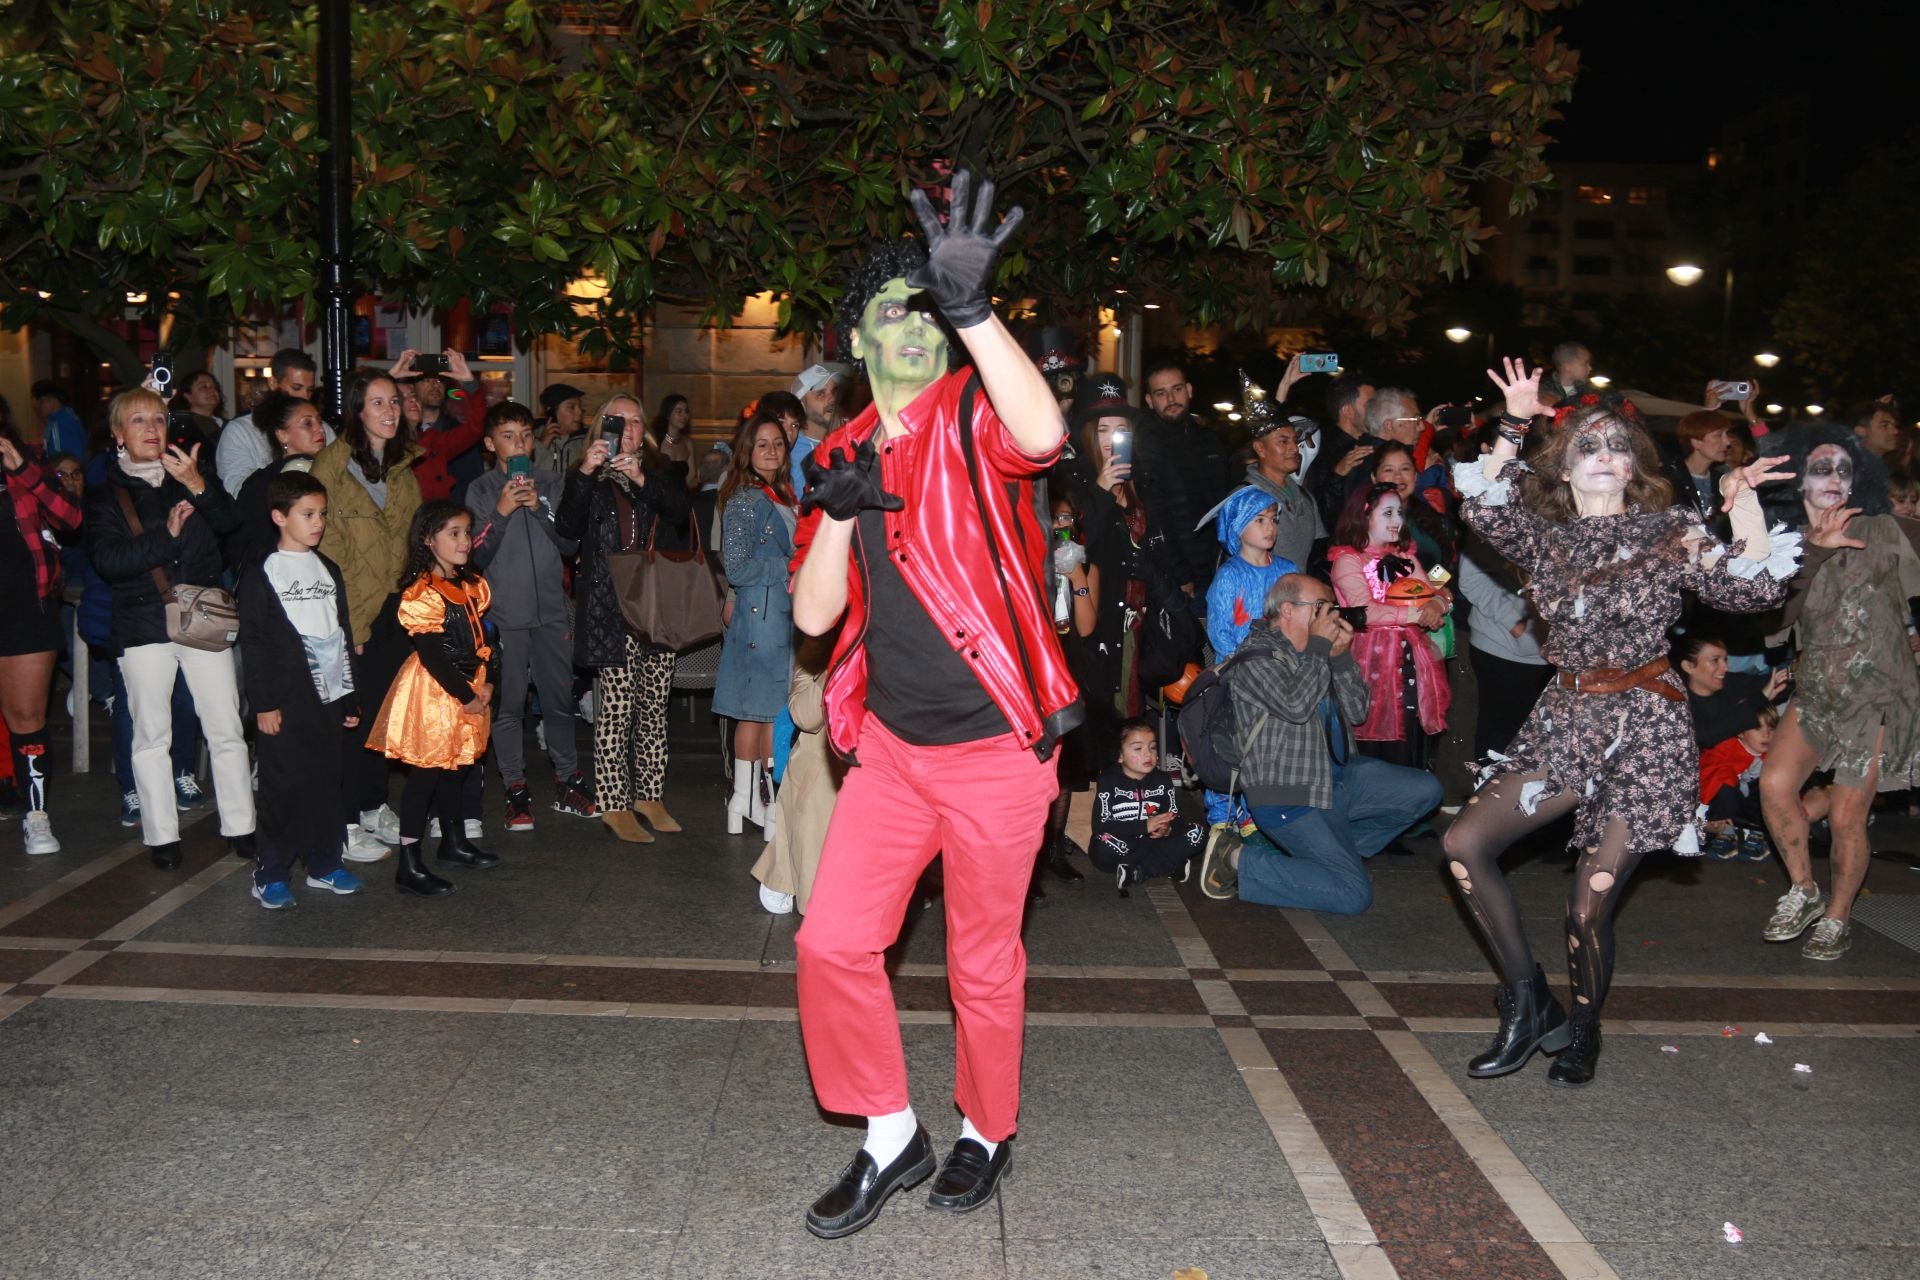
366,655,490,770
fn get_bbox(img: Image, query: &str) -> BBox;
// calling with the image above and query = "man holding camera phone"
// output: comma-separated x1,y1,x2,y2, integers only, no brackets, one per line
1199,574,1440,913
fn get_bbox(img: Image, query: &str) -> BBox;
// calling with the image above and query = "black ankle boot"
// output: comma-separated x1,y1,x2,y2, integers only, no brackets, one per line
1466,965,1570,1078
1046,837,1085,882
1547,1015,1601,1087
395,843,454,897
437,825,499,869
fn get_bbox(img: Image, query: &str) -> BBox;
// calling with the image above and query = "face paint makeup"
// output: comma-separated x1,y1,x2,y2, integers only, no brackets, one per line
1564,420,1634,495
1801,442,1854,513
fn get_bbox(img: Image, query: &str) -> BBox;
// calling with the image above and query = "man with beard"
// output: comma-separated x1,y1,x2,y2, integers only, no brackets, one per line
1138,358,1230,600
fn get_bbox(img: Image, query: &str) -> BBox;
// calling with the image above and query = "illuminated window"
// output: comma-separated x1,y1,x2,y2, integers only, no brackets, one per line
1576,185,1614,205
1626,186,1664,206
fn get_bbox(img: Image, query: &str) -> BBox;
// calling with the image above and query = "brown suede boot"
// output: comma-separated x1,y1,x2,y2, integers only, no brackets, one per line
602,810,654,843
633,800,682,833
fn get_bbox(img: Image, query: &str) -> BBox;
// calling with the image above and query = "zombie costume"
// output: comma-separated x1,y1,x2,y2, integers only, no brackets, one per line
1453,459,1795,855
1773,517,1920,789
1440,452,1797,1075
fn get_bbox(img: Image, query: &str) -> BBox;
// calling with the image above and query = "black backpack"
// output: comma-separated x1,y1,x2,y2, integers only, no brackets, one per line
1176,648,1271,793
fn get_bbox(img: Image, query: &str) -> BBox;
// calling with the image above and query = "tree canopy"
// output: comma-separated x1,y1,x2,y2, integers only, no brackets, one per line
0,0,1578,378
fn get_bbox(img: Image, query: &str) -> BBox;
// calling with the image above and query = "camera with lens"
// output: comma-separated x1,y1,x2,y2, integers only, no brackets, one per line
1335,605,1369,632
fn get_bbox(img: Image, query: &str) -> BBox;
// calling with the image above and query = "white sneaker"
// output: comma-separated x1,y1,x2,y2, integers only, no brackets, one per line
360,805,402,844
23,811,59,856
342,824,391,863
465,818,483,841
758,882,795,915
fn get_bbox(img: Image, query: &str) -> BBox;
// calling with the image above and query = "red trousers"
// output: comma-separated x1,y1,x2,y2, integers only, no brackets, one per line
795,714,1058,1141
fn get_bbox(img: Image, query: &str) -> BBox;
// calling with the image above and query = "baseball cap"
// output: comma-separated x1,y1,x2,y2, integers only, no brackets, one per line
791,364,840,397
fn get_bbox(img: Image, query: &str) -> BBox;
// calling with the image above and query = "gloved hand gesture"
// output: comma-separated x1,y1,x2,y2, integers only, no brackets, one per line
906,170,1023,330
1052,538,1087,575
799,438,904,521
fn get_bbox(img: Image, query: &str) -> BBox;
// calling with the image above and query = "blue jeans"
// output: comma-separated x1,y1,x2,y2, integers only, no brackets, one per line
1240,755,1442,915
109,662,200,794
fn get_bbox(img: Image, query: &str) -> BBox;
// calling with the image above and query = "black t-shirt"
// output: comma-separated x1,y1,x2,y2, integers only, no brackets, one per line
855,502,1010,746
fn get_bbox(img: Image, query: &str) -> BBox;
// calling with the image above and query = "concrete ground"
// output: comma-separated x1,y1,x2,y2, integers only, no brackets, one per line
1,700,1915,1279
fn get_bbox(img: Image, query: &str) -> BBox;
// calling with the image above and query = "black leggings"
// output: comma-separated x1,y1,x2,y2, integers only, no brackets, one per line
1439,770,1647,1018
399,763,482,843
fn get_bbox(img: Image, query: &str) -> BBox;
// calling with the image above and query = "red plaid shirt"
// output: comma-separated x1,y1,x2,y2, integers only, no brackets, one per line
6,458,83,603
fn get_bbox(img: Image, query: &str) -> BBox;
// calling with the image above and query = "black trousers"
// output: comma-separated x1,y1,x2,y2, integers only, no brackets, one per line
1469,647,1554,762
255,696,348,887
343,601,406,818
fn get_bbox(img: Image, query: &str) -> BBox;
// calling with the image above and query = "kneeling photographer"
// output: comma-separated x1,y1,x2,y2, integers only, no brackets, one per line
1201,574,1440,914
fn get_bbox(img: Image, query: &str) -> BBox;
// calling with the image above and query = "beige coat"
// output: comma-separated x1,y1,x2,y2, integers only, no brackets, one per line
751,648,844,914
310,435,424,646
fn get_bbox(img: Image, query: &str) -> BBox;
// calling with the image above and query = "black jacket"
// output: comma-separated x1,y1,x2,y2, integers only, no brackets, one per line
555,464,693,668
236,549,357,720
1687,671,1773,750
1131,412,1228,590
85,462,241,648
229,456,307,570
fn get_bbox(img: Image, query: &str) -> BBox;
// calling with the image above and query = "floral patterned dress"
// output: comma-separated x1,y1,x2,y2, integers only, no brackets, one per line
1778,515,1920,789
1455,460,1798,854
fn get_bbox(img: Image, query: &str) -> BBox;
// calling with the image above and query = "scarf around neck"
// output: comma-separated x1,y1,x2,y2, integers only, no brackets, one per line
118,454,167,488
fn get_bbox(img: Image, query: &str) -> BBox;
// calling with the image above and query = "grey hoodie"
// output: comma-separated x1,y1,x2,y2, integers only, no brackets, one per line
467,463,577,630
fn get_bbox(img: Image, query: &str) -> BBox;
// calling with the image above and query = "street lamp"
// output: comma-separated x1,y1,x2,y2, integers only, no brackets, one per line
1590,375,1611,388
1765,403,1785,415
1443,326,1473,344
1806,404,1825,416
1753,352,1781,369
1666,263,1705,287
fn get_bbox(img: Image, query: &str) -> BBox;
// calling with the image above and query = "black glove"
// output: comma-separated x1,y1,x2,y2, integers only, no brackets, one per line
799,439,905,521
906,169,1023,330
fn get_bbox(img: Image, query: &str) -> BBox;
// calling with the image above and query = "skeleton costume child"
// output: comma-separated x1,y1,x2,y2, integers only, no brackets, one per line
1440,375,1799,1087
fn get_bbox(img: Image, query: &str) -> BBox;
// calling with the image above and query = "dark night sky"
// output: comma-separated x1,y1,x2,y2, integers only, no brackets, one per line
1548,0,1910,175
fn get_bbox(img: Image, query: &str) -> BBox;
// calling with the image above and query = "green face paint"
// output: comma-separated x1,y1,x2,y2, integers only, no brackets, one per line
856,277,948,401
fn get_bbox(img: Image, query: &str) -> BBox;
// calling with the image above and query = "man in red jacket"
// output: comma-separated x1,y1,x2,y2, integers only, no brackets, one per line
789,173,1081,1238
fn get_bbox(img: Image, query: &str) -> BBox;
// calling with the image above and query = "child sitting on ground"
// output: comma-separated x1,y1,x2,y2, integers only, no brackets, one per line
1699,707,1838,861
235,471,365,909
1091,719,1205,894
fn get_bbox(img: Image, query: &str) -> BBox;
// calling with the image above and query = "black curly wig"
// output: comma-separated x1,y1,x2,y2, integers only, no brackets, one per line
834,239,956,375
1758,422,1890,528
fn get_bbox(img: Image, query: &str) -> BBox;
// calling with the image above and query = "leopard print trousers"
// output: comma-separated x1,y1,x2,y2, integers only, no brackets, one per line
593,638,675,810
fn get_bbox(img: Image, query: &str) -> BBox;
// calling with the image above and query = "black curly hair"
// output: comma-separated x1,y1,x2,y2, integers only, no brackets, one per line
1758,422,1890,527
398,499,478,590
834,239,954,375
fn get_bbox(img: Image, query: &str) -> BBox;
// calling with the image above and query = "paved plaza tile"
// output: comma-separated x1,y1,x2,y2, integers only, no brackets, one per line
2,715,1917,1279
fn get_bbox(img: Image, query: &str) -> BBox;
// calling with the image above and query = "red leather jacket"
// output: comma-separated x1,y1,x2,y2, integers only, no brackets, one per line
792,368,1083,760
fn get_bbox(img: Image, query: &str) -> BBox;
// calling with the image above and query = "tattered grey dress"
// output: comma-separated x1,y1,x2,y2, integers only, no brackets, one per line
1777,515,1920,790
1456,460,1799,854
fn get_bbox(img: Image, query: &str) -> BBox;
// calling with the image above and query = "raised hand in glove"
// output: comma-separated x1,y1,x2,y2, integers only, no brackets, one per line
906,169,1023,330
799,438,905,521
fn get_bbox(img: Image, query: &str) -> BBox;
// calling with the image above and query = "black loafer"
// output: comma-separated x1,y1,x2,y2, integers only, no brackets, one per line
805,1126,935,1239
926,1137,1012,1212
149,841,182,870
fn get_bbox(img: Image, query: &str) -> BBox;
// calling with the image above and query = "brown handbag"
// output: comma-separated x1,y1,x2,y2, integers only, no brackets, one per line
605,484,726,651
114,486,240,652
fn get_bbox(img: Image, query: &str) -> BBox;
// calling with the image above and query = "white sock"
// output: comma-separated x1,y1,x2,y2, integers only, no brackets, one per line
959,1116,998,1158
862,1106,918,1166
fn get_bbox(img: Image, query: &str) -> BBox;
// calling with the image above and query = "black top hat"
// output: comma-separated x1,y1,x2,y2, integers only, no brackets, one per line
1070,372,1144,431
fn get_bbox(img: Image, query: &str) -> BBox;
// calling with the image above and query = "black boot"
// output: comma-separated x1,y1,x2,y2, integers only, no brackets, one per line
149,841,182,870
1046,836,1085,883
1466,965,1570,1078
437,824,499,870
1546,1014,1601,1087
395,842,454,897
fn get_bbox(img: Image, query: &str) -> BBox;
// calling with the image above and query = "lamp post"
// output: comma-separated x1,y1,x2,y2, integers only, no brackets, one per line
1666,260,1735,369
316,0,354,422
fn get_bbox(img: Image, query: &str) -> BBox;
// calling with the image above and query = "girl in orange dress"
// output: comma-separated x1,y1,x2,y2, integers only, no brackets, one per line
367,499,500,896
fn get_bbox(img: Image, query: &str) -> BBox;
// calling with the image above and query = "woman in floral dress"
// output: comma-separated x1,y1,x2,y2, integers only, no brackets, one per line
1756,425,1920,962
1440,360,1805,1087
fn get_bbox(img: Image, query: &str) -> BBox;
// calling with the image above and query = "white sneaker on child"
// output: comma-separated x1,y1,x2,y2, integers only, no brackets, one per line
361,805,402,844
342,824,390,863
